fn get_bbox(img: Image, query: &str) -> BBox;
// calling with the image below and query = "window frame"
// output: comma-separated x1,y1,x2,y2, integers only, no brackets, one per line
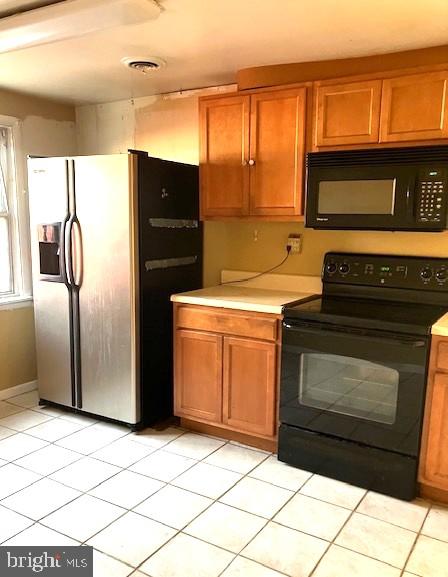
0,115,32,306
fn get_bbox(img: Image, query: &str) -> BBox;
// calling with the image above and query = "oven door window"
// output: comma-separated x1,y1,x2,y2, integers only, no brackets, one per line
299,353,399,425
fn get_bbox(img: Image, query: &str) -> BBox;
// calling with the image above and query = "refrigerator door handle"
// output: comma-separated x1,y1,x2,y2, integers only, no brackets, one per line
67,214,83,409
64,214,75,286
59,215,72,287
71,217,83,287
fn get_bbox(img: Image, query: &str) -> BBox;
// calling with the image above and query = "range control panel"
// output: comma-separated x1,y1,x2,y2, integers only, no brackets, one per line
416,168,448,224
323,252,448,291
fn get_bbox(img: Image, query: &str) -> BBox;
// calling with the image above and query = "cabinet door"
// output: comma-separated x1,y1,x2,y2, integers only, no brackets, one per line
421,372,448,489
174,330,222,423
315,80,382,146
199,95,250,217
380,71,448,142
249,88,306,216
223,336,276,437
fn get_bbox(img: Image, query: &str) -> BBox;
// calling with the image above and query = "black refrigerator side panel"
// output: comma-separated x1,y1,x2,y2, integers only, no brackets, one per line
138,155,202,425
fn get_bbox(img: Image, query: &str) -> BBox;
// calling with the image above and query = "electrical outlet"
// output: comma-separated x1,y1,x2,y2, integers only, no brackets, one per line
287,233,302,254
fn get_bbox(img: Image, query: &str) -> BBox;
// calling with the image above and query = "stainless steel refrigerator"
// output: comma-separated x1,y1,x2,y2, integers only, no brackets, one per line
28,151,202,427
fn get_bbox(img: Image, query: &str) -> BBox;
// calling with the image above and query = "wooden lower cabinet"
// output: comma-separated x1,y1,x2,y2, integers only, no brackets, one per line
174,329,222,423
419,336,448,502
174,304,280,446
223,336,276,437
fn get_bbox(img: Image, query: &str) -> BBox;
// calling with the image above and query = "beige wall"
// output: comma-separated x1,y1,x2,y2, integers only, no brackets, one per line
76,89,234,286
220,221,448,278
0,92,76,392
76,89,448,289
0,87,74,122
0,307,37,391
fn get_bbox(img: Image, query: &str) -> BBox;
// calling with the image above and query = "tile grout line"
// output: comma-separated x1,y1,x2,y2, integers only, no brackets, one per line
126,434,270,574
215,467,314,577
0,415,123,505
0,408,159,545
308,485,385,577
80,434,237,572
0,402,252,565
14,445,188,569
13,429,230,566
112,434,283,574
3,426,189,520
307,487,430,577
0,419,91,506
308,497,362,577
398,501,433,577
1,398,446,577
0,414,114,521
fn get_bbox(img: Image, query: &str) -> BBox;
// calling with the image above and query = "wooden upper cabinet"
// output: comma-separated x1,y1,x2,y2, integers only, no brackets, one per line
380,71,448,142
223,336,276,437
315,80,382,147
199,87,306,219
199,95,250,217
174,329,222,423
249,88,306,216
199,68,448,220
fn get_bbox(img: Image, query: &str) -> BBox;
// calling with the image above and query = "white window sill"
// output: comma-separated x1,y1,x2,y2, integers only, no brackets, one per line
0,295,33,310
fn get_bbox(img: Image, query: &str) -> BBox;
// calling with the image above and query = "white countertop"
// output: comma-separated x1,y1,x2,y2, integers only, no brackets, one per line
432,312,448,336
171,271,321,314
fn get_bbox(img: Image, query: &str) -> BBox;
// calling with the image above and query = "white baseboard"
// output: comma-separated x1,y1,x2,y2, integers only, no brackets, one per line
0,380,38,401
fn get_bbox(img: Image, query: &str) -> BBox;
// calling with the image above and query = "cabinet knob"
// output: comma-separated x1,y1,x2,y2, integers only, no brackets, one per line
242,160,247,166
248,159,256,166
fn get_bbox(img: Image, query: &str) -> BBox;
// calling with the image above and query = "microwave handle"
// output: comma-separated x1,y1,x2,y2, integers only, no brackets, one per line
406,174,416,207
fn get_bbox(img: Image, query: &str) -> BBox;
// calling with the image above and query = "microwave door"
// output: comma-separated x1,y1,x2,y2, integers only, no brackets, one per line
305,165,412,230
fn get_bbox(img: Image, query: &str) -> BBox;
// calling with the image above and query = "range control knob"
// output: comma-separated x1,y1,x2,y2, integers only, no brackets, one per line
420,267,433,280
436,269,447,281
326,262,337,275
339,263,350,275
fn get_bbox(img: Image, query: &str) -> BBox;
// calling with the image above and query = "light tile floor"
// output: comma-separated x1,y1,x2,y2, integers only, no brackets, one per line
0,390,448,577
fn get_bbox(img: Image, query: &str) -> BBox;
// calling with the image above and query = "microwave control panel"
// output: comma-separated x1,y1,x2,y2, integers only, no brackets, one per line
416,168,447,223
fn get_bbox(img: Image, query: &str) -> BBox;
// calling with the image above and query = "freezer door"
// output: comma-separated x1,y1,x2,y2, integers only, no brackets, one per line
28,157,74,407
73,154,139,424
138,155,202,423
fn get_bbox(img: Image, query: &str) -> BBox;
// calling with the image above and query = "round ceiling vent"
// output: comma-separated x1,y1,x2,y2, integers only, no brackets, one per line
121,56,166,73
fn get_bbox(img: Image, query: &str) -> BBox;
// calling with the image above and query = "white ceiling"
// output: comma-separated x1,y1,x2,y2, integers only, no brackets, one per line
0,0,447,105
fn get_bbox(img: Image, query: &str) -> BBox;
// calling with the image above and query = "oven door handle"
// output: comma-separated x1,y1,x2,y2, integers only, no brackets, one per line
283,322,427,348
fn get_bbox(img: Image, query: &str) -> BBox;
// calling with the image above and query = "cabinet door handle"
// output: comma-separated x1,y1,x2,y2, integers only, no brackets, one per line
242,160,248,166
248,159,256,166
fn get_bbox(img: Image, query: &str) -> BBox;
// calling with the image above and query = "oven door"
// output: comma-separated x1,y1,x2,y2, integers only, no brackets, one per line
280,320,429,456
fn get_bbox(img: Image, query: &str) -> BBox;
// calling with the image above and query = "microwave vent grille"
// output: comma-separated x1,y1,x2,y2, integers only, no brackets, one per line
307,145,448,167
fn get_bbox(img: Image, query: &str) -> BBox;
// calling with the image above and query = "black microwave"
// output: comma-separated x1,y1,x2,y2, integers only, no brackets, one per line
305,145,448,231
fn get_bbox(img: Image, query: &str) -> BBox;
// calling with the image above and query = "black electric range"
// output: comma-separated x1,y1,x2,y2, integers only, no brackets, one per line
286,296,447,336
279,252,448,500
